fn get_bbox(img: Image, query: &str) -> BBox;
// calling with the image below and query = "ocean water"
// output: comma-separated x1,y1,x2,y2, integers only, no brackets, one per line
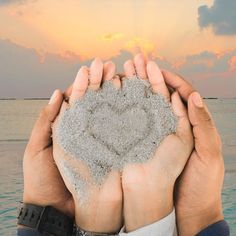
0,99,236,235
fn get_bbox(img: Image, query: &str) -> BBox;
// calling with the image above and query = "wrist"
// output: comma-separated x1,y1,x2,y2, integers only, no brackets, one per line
17,203,74,236
74,202,122,234
124,184,174,232
177,205,224,236
23,193,74,218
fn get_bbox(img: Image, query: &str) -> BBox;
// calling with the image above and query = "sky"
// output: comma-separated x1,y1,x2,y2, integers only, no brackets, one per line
0,0,236,98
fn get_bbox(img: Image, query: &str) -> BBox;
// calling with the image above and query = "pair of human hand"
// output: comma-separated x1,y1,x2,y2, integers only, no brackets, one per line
50,54,193,234
22,54,224,235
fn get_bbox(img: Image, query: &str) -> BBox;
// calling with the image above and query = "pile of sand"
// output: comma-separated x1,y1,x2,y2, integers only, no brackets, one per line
56,77,177,196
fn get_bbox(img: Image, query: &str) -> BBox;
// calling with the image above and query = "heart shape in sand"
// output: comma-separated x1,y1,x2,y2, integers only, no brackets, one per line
56,78,177,184
88,103,152,156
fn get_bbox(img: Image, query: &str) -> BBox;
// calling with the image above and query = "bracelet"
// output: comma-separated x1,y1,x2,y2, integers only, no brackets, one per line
73,225,119,236
17,202,74,236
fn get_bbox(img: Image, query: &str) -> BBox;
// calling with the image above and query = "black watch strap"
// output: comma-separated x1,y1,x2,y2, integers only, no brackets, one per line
73,225,118,236
17,203,74,236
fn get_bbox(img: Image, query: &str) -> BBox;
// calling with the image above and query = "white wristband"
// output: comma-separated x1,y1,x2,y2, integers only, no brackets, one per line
119,208,177,236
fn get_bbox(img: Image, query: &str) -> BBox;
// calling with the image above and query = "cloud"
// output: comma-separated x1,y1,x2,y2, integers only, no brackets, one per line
173,49,236,98
0,39,133,98
101,33,124,41
229,55,236,71
124,37,155,56
0,0,23,4
0,39,236,98
0,0,36,5
198,0,236,35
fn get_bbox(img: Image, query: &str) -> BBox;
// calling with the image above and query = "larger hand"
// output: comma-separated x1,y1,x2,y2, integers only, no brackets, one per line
22,90,74,217
162,70,225,236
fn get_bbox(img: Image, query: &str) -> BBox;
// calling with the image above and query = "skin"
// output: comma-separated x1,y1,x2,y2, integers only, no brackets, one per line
51,54,194,234
21,54,225,235
122,54,194,232
161,70,224,236
22,90,74,218
52,58,123,234
53,54,193,234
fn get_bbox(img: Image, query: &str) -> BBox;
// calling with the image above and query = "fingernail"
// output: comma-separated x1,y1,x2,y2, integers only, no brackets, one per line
49,90,57,104
192,92,203,107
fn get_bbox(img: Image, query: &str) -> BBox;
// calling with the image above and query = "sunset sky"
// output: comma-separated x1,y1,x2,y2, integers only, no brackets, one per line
0,0,236,98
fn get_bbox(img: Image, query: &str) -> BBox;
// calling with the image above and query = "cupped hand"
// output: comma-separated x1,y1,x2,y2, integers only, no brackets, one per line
122,54,194,232
162,70,225,236
52,59,123,234
22,90,74,218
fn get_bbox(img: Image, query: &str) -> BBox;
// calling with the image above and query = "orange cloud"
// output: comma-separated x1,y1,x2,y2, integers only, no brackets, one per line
124,37,156,56
101,33,124,41
172,58,187,69
229,55,236,71
171,57,214,70
193,59,214,67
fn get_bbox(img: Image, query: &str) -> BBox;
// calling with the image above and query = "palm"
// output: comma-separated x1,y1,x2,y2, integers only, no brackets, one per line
122,133,192,201
23,145,74,216
51,58,124,233
121,98,193,231
175,150,224,216
52,101,123,232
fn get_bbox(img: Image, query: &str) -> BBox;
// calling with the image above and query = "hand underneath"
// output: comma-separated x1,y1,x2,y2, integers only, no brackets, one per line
122,55,194,232
22,90,74,218
162,70,225,236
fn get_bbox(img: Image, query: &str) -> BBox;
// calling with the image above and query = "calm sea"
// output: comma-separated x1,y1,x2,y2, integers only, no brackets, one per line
0,99,236,235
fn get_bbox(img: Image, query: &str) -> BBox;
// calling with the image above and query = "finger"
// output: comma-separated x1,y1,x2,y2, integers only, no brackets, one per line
188,92,222,158
124,60,136,78
117,73,125,78
117,73,126,82
64,84,72,100
133,53,148,79
89,57,103,90
161,69,195,101
103,61,116,81
27,90,63,154
103,61,121,88
112,75,121,89
147,61,170,100
70,66,89,104
171,92,192,142
54,101,69,117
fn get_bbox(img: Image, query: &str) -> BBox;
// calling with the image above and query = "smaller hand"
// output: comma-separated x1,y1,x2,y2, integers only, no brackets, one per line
22,90,74,217
122,54,194,232
162,70,225,236
52,59,123,234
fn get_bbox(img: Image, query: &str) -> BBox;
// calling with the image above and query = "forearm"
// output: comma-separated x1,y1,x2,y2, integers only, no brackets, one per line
177,207,224,236
197,220,230,236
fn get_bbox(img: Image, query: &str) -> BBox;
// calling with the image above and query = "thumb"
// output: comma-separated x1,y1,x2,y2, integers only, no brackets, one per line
26,90,63,155
188,92,222,159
